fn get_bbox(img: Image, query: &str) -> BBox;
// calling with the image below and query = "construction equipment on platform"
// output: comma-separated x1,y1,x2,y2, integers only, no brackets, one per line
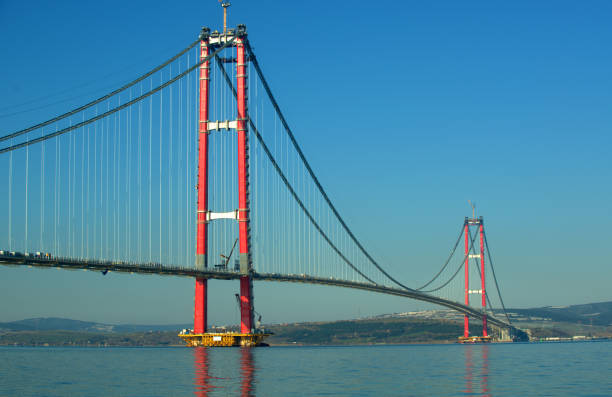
178,330,270,347
234,293,266,332
215,238,238,270
222,238,238,267
458,335,492,344
178,293,270,347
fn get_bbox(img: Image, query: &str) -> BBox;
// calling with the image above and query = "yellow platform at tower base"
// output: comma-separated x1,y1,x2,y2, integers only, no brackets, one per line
458,335,493,344
179,332,271,347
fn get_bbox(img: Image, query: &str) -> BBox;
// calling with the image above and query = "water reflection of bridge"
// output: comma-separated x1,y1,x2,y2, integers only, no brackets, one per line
192,344,493,396
193,348,255,396
464,345,491,397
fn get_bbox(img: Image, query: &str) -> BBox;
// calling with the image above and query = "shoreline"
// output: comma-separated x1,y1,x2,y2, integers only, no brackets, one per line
2,337,610,348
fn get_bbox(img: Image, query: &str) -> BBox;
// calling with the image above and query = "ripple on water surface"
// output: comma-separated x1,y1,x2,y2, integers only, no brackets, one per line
1,341,611,396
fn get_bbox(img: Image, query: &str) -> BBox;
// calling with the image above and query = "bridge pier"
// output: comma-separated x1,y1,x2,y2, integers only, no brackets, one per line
194,278,208,333
240,276,253,333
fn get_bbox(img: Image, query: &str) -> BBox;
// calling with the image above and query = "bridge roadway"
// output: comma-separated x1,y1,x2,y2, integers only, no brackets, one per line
0,254,513,330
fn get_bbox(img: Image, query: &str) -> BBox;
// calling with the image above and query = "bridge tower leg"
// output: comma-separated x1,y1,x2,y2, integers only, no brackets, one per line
464,218,469,338
194,29,211,335
480,217,487,337
236,33,254,334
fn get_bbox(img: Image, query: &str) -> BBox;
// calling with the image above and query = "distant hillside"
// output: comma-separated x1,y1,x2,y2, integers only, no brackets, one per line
0,318,190,333
0,318,101,332
0,330,183,347
1,300,611,346
505,301,612,326
0,317,473,347
0,317,469,345
266,317,471,345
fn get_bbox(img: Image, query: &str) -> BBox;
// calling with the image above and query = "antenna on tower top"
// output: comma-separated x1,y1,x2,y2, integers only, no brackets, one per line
468,200,476,219
219,1,231,33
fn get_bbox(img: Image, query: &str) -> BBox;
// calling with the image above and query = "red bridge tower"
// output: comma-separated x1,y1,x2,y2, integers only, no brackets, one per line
180,21,268,347
460,215,491,343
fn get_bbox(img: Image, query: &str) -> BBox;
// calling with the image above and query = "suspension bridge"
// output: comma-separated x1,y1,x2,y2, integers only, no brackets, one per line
0,17,524,345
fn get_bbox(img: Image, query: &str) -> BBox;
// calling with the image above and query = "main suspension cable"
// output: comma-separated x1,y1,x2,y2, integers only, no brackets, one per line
0,39,235,155
420,227,478,294
214,54,376,285
416,223,465,290
483,231,511,324
0,39,200,143
245,41,412,291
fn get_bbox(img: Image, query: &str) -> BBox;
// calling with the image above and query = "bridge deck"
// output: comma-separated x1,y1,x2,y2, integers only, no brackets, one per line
0,254,513,330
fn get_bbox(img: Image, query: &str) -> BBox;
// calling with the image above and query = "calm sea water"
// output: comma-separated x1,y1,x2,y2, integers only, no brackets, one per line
1,341,611,396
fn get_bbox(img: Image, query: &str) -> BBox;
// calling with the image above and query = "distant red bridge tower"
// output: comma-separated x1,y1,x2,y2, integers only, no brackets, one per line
460,215,491,343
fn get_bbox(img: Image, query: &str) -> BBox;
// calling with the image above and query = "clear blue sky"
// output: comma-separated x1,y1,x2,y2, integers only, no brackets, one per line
0,1,610,325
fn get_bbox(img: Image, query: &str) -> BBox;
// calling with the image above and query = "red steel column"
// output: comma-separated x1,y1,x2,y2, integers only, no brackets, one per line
194,34,210,334
464,219,469,338
480,219,487,337
236,34,254,334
